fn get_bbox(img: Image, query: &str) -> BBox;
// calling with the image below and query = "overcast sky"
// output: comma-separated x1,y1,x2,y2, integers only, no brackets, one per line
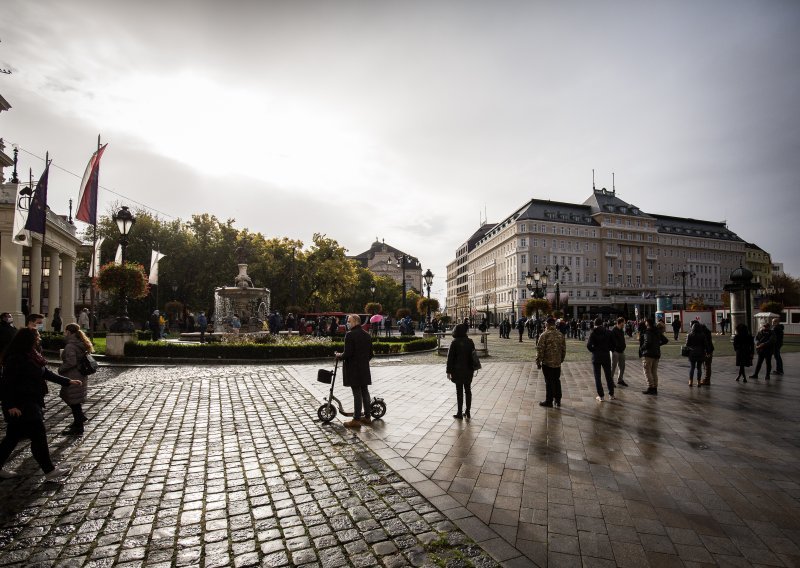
2,0,799,301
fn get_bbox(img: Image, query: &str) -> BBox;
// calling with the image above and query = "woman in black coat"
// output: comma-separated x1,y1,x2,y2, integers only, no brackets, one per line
733,323,754,382
446,323,477,419
336,314,373,428
685,321,709,387
0,328,80,480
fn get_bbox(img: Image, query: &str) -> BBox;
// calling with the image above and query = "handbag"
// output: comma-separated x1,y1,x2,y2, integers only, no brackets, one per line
78,352,99,376
680,345,690,357
471,349,482,371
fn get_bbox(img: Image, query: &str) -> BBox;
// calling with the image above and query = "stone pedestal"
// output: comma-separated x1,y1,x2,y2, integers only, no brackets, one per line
106,332,136,357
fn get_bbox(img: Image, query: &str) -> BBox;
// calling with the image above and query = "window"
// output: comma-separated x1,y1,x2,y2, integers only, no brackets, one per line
521,254,527,264
520,224,526,232
520,238,527,247
608,274,614,284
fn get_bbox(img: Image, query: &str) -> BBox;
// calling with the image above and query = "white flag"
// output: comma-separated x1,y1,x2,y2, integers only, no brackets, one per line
149,250,166,285
88,237,105,277
12,185,32,246
115,244,122,265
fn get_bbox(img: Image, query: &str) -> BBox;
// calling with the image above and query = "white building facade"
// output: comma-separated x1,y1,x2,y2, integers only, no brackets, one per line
446,188,749,324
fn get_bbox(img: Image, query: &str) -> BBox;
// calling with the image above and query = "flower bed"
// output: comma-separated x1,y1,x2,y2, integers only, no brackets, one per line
123,336,437,359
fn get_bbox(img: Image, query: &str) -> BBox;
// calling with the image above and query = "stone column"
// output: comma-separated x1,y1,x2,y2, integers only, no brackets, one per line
0,230,24,326
61,255,76,325
30,239,43,314
48,249,61,321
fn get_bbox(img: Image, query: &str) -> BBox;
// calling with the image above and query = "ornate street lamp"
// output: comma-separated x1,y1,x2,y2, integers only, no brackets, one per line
674,268,696,311
526,269,548,338
109,206,136,332
423,268,434,332
544,264,568,314
369,283,376,303
388,253,418,308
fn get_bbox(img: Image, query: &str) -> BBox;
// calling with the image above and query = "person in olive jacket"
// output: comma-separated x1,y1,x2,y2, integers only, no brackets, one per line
336,314,373,428
0,328,81,480
446,323,477,419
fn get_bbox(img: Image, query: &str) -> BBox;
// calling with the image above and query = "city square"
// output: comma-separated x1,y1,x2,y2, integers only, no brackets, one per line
1,342,799,567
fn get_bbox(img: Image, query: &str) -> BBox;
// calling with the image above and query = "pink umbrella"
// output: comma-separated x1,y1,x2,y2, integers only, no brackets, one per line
370,314,383,323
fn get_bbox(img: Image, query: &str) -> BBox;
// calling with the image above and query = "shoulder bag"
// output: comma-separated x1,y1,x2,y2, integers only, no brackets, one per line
78,352,99,375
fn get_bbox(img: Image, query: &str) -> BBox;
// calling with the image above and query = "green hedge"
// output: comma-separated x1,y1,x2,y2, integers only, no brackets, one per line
123,337,437,359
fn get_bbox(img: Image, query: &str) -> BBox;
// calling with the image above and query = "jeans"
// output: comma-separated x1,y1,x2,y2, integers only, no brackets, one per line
774,347,783,373
611,351,626,381
593,358,614,397
351,385,371,419
689,359,702,381
542,365,562,404
0,408,54,473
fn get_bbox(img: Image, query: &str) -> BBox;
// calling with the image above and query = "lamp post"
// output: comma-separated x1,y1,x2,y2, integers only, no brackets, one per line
526,269,548,338
545,264,569,315
388,253,418,308
109,206,136,332
79,281,88,306
510,288,516,323
674,268,696,311
423,268,434,332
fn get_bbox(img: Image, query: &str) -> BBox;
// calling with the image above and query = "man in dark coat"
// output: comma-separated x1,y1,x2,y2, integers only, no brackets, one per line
0,313,16,355
587,317,615,402
611,317,628,387
336,314,373,428
772,317,784,375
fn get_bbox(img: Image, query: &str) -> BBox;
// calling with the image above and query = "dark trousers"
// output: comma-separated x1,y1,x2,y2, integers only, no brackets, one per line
753,351,772,377
774,348,783,373
0,409,54,473
351,385,371,419
689,359,703,381
593,358,614,397
455,379,472,415
70,404,85,424
518,329,524,342
542,365,562,404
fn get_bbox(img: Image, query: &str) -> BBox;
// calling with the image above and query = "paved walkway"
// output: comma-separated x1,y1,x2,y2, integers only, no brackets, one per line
0,353,799,567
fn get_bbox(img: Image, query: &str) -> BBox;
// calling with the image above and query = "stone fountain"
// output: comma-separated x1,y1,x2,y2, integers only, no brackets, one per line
213,247,270,333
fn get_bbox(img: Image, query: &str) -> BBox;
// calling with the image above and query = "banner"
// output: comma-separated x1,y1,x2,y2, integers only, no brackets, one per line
148,250,166,285
88,237,105,277
76,144,107,225
12,185,32,246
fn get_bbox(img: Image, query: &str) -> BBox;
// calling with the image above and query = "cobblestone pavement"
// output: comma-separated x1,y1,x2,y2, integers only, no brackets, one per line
2,353,800,567
290,352,800,567
0,366,499,568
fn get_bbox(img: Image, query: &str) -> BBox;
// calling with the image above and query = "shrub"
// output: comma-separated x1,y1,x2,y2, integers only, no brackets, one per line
95,262,149,299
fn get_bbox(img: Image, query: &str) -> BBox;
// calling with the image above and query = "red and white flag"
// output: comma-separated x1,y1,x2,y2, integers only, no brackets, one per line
76,143,107,225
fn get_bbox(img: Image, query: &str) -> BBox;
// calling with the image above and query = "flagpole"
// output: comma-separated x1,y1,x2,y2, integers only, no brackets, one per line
89,135,100,341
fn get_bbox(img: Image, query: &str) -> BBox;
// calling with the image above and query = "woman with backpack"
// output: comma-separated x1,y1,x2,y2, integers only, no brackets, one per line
58,323,94,435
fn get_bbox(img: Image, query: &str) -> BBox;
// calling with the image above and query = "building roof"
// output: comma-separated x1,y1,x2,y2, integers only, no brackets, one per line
582,187,652,218
350,239,420,268
652,214,742,241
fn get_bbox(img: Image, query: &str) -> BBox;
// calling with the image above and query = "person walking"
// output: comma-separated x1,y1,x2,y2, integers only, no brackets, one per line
772,317,784,375
0,313,16,355
671,317,681,341
0,328,81,480
699,322,715,386
516,317,525,342
640,318,668,395
336,314,373,428
685,321,709,387
78,308,90,331
611,317,628,387
51,308,62,333
733,323,754,382
536,317,566,408
587,317,615,402
750,322,775,380
196,311,208,343
446,323,477,418
58,323,94,435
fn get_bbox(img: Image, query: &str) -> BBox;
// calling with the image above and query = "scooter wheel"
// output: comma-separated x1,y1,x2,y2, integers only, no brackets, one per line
318,403,337,423
370,399,387,419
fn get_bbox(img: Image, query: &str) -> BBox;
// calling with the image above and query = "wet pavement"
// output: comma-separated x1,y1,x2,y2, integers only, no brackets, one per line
0,353,799,567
